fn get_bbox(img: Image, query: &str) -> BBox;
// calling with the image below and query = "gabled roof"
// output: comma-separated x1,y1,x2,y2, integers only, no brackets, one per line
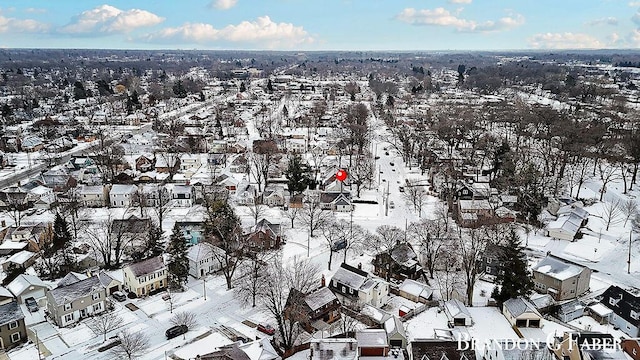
532,254,588,281
399,279,433,300
384,315,407,339
356,329,388,348
57,272,88,287
110,184,138,195
0,301,24,327
187,243,224,262
330,263,368,290
126,256,165,277
444,299,472,320
304,287,338,311
48,276,103,305
503,298,541,318
7,274,50,297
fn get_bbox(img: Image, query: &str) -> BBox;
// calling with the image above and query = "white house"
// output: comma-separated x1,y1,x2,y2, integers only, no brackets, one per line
329,263,389,308
180,154,202,171
7,274,50,304
109,184,138,208
186,243,224,278
79,185,108,207
170,185,194,207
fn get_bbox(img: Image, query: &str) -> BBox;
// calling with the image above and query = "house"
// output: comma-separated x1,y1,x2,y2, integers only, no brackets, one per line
407,340,475,360
28,185,56,209
245,219,282,250
109,184,138,207
1,223,50,255
552,332,624,360
40,169,77,193
262,185,286,207
170,185,194,207
46,276,107,327
139,184,169,207
622,339,640,360
557,299,585,323
78,185,108,207
458,200,493,226
444,299,473,327
134,154,155,172
1,250,38,271
187,242,224,278
285,287,341,333
600,285,640,337
356,329,388,357
21,135,44,152
319,191,352,212
69,157,94,170
216,173,239,194
97,270,122,296
546,208,589,241
373,243,423,281
180,154,202,171
587,303,613,324
398,279,433,303
0,301,27,350
7,274,50,303
532,254,591,301
122,256,167,297
328,263,389,308
155,154,180,174
309,338,357,360
384,315,407,349
502,297,542,328
236,182,258,206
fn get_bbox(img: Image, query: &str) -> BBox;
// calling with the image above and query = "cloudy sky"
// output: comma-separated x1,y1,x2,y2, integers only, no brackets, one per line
0,0,638,50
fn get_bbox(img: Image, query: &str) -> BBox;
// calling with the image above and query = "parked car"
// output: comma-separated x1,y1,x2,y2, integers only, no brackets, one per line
25,297,38,312
112,291,127,302
165,325,188,339
389,201,395,209
257,324,275,335
389,162,394,166
331,239,347,251
399,186,404,192
162,293,172,301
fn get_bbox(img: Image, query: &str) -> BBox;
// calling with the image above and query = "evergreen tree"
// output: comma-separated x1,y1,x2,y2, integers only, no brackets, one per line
239,82,246,93
494,228,534,305
172,80,187,98
147,223,165,259
284,154,311,195
52,213,72,252
167,224,189,291
266,79,273,93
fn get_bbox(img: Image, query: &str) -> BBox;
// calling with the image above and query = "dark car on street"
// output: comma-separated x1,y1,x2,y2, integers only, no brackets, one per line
25,297,38,312
166,325,188,339
112,291,127,302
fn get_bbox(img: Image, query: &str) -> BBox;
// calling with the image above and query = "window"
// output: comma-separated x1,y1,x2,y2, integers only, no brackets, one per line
93,303,102,312
631,310,639,320
8,321,18,330
341,286,346,293
632,348,637,356
10,332,20,343
92,293,100,301
64,313,74,322
64,303,72,311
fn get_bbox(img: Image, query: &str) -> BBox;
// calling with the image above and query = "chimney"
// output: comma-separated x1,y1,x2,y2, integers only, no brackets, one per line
357,263,362,270
321,274,326,287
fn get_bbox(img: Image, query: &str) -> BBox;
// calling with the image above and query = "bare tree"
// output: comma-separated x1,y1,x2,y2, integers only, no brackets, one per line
601,199,623,231
300,194,331,237
322,217,350,270
408,218,448,279
568,157,591,199
435,238,462,301
459,227,490,306
366,225,405,255
110,330,150,360
403,181,429,216
622,199,639,227
261,256,318,352
170,311,198,329
234,250,272,307
250,140,281,192
283,206,302,228
342,222,369,264
349,153,375,197
248,199,268,225
87,311,124,342
597,162,622,201
204,198,245,290
83,212,141,269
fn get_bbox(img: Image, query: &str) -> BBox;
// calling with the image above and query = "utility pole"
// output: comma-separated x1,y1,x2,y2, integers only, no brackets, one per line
629,231,632,274
35,329,42,360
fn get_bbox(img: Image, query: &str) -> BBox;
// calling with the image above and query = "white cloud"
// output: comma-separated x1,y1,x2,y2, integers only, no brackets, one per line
141,16,313,48
449,0,472,3
25,8,47,14
586,17,618,26
630,1,640,6
211,0,238,10
0,11,49,33
528,32,603,49
60,5,164,34
396,7,524,33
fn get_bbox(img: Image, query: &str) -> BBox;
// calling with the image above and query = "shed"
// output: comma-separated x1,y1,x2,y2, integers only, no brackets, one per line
444,299,473,327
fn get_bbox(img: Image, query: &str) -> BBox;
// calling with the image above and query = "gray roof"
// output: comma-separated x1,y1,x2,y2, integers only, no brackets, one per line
356,329,388,348
444,299,472,319
0,301,24,327
305,287,338,311
48,276,103,305
532,255,587,281
330,265,367,290
503,298,541,318
7,274,50,297
57,272,87,287
126,256,165,277
97,271,117,287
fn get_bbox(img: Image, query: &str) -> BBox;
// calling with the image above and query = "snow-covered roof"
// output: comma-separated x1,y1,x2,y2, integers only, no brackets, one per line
444,299,472,320
532,255,587,281
187,243,223,262
110,184,138,195
126,256,165,277
304,287,337,311
588,303,613,317
7,274,50,297
384,315,406,339
503,298,541,318
79,185,105,195
356,329,388,347
459,199,492,210
4,250,36,266
399,279,433,300
0,301,24,327
238,338,280,360
308,338,357,360
330,264,367,290
49,276,103,305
